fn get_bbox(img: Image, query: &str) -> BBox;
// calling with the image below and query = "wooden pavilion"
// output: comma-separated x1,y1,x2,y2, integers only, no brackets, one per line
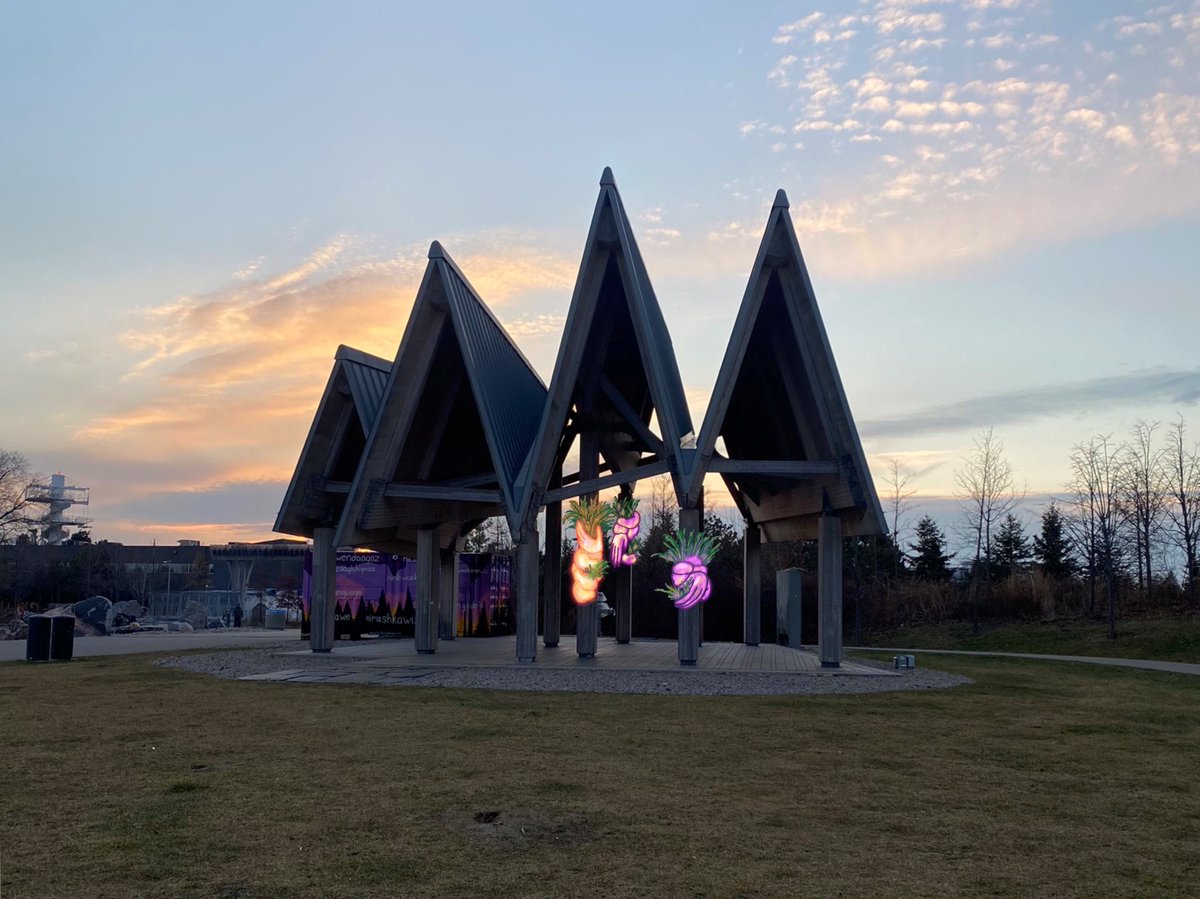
277,170,884,667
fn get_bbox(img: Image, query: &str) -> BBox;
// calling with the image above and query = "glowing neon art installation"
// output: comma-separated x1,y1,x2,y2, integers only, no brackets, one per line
656,530,720,609
609,495,641,567
564,498,615,605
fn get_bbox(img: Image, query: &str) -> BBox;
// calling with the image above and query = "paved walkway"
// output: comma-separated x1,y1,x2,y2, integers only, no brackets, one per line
851,646,1200,677
0,628,300,663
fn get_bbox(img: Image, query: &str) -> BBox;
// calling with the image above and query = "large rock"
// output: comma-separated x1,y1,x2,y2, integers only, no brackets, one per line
73,596,112,634
167,620,194,632
112,600,145,619
181,600,209,632
74,619,104,637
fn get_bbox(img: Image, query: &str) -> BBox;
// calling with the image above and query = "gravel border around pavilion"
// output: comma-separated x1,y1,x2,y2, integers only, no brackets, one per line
157,644,972,696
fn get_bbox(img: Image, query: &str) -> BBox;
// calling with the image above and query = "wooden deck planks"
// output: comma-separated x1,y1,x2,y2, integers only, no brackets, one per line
291,635,885,675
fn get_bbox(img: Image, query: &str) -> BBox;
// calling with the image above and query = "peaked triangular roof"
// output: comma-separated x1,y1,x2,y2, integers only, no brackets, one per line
516,168,694,532
686,190,886,540
335,242,547,553
274,345,391,538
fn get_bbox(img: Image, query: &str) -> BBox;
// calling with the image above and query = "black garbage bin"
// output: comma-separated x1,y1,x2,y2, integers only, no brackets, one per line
26,614,51,661
50,615,76,661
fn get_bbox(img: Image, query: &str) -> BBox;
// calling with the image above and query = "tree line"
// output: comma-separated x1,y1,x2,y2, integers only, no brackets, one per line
884,417,1199,638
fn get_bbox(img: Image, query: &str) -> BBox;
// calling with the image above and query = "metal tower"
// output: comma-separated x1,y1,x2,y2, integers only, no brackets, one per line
25,473,91,544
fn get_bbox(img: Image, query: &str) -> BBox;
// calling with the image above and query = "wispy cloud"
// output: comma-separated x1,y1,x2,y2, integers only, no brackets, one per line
743,0,1200,276
861,368,1200,439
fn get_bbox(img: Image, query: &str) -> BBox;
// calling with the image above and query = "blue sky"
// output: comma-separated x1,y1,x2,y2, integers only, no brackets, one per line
2,0,1198,549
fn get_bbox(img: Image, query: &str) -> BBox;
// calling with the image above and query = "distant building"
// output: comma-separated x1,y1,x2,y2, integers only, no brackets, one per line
24,474,90,545
0,538,308,610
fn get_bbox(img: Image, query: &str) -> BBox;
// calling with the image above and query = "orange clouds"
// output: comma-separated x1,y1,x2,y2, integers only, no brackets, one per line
73,232,579,524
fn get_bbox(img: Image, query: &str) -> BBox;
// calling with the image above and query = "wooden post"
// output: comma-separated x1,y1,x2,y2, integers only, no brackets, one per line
614,564,631,644
310,527,336,653
577,602,598,657
576,429,599,659
416,527,439,654
818,511,843,668
543,500,561,647
744,522,761,646
516,538,538,663
438,549,456,640
677,501,703,666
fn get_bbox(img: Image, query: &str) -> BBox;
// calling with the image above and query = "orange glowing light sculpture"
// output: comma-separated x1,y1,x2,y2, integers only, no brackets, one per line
563,498,615,605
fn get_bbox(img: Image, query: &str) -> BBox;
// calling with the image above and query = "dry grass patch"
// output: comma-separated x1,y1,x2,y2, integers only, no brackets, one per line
862,614,1200,661
1,652,1198,898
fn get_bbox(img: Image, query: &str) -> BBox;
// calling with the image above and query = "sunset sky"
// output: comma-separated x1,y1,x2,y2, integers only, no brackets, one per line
2,0,1198,551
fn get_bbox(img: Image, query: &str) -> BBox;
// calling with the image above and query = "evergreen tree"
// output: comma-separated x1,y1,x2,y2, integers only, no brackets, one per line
992,513,1032,578
910,516,953,581
1032,502,1075,580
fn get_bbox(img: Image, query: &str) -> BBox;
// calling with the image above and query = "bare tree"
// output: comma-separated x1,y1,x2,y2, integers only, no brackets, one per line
956,428,1024,573
0,450,36,543
955,428,1025,632
1118,421,1167,600
464,517,512,553
1068,435,1122,639
1163,415,1200,608
644,473,677,529
881,458,917,548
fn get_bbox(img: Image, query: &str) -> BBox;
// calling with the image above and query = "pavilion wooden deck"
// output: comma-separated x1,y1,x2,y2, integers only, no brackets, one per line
281,636,891,676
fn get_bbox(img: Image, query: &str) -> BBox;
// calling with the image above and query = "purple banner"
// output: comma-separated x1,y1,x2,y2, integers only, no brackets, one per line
301,551,416,639
303,550,510,639
457,553,512,637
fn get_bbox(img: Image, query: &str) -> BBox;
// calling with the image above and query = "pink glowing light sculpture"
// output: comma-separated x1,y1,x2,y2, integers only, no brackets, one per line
608,495,641,567
656,530,720,610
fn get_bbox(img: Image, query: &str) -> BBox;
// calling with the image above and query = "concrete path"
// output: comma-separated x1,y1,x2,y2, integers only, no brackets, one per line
0,628,300,663
850,646,1200,677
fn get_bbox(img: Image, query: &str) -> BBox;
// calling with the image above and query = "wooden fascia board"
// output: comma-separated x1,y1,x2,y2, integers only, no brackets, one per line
776,213,886,533
516,191,615,534
439,261,525,522
334,344,391,372
606,188,689,456
274,360,346,535
334,259,447,546
686,220,778,506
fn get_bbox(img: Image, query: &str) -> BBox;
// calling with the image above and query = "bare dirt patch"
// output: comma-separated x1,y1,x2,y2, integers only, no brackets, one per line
438,808,593,849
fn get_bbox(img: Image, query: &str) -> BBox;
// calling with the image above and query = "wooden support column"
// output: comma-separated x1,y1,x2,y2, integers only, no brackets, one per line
576,600,598,657
516,538,538,663
543,500,561,647
416,527,439,654
677,500,703,666
438,549,456,640
744,522,761,646
818,511,843,668
614,564,632,644
576,429,599,659
310,527,336,653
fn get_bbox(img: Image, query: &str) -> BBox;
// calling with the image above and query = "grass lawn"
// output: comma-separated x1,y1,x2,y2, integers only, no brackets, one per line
859,615,1200,662
2,652,1198,899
